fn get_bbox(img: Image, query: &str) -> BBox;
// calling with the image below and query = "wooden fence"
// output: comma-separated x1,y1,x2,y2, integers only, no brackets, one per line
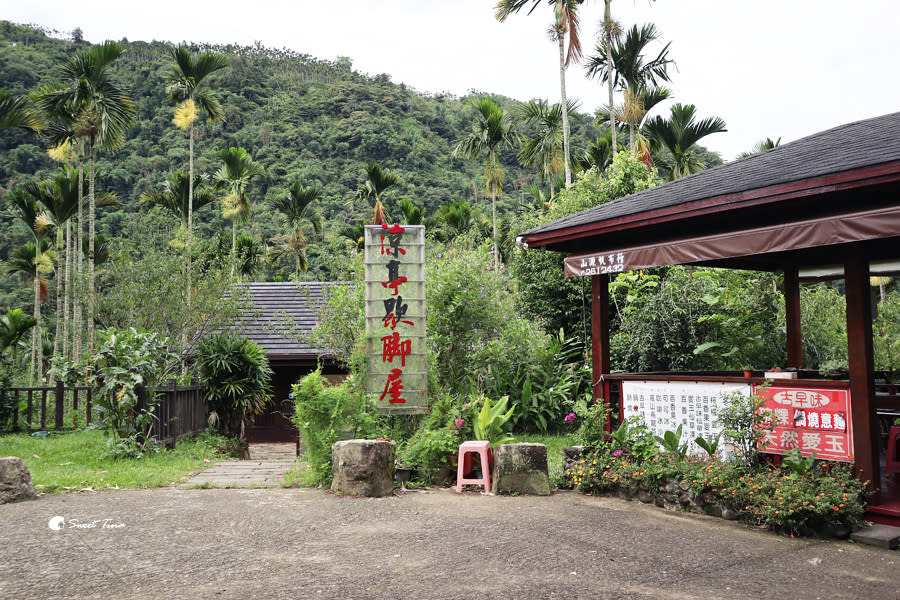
2,380,207,443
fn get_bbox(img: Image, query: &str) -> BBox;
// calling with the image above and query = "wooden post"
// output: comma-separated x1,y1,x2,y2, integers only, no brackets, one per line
54,380,65,429
844,249,880,501
784,266,803,369
591,274,612,428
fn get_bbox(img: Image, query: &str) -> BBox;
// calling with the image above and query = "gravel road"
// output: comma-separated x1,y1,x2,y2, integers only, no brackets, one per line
1,487,898,599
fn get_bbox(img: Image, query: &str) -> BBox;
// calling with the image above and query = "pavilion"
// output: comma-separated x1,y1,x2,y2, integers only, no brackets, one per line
518,111,900,522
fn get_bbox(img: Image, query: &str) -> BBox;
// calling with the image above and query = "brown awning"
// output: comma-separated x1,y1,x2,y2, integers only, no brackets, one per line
563,204,900,277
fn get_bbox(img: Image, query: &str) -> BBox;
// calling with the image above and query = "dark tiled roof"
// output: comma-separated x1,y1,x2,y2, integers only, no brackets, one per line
524,111,900,237
236,282,331,358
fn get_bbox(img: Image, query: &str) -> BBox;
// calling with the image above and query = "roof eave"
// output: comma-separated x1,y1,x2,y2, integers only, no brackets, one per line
523,159,900,251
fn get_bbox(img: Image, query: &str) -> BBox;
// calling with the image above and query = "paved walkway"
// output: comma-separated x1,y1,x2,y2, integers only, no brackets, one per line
247,441,296,460
180,459,294,488
2,487,898,600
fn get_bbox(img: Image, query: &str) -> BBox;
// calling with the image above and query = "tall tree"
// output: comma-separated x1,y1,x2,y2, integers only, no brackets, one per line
269,181,323,278
39,40,134,353
165,47,229,310
516,99,568,197
644,103,727,180
141,171,218,226
7,185,50,385
586,23,673,150
356,160,401,225
35,171,80,361
214,147,264,276
495,0,584,187
0,89,44,132
453,98,520,269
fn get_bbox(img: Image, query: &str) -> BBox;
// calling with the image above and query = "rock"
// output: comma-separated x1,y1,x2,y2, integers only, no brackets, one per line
563,446,584,460
637,490,654,504
331,439,395,497
492,443,551,496
721,508,741,521
0,457,37,504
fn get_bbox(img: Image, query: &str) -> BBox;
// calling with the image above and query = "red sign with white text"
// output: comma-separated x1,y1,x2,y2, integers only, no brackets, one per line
754,385,853,462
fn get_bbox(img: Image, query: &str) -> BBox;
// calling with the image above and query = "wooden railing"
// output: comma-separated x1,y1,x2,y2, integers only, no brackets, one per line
2,380,207,443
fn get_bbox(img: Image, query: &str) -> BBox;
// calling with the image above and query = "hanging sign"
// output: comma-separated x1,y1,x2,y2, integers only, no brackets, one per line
753,385,853,462
364,224,428,414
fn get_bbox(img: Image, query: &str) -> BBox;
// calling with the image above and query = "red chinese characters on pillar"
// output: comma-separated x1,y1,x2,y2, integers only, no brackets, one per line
378,224,412,404
379,368,406,404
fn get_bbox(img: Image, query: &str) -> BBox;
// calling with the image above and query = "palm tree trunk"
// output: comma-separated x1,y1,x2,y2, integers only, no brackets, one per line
491,188,498,271
52,227,63,373
558,34,572,188
187,121,194,310
73,158,84,361
87,142,96,354
231,219,237,278
604,1,617,154
182,122,195,376
31,254,40,386
62,219,71,359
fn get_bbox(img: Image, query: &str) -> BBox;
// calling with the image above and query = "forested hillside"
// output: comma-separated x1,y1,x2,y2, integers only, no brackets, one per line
0,21,614,284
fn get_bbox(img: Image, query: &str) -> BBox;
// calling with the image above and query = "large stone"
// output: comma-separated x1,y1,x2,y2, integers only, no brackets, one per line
492,443,551,496
0,457,37,504
331,439,395,497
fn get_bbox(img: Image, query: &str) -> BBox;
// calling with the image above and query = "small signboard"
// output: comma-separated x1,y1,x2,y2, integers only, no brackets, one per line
622,381,750,455
363,224,428,414
753,385,853,462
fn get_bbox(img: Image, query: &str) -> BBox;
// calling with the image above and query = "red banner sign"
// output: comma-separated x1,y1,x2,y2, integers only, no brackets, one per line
754,385,853,462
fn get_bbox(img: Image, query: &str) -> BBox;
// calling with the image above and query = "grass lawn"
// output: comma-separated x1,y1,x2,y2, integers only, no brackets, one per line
510,433,577,486
0,429,236,493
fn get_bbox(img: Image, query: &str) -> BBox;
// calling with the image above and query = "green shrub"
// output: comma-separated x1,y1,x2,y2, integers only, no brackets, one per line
195,333,273,438
291,369,383,485
85,328,176,456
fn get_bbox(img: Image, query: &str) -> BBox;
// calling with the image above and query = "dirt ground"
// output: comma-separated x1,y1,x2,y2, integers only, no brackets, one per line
1,486,898,600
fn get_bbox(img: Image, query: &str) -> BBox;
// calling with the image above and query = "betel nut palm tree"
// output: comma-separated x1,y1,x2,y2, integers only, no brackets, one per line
453,98,519,269
586,23,673,152
214,147,265,276
643,103,727,180
269,181,323,278
495,0,584,187
0,89,44,132
7,185,51,385
39,40,134,353
35,171,81,361
356,160,401,226
165,46,229,307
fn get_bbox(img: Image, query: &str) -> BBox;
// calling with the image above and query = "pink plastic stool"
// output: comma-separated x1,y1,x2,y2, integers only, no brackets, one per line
886,426,900,478
456,440,492,493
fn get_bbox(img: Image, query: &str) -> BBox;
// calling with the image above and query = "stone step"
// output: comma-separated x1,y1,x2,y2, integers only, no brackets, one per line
850,524,900,549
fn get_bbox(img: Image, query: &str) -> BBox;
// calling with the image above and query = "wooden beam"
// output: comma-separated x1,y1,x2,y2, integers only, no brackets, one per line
784,266,803,369
844,248,880,500
591,275,611,427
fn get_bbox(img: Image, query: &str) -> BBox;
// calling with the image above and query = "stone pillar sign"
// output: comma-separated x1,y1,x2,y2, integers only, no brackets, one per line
364,224,428,414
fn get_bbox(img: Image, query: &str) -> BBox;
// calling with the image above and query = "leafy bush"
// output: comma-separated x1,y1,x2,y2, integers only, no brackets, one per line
472,395,514,446
291,369,384,485
573,438,868,536
195,333,273,439
85,328,176,456
717,389,776,469
427,244,548,401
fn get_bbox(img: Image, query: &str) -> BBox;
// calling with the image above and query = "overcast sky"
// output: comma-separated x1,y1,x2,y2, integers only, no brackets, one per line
6,1,900,161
